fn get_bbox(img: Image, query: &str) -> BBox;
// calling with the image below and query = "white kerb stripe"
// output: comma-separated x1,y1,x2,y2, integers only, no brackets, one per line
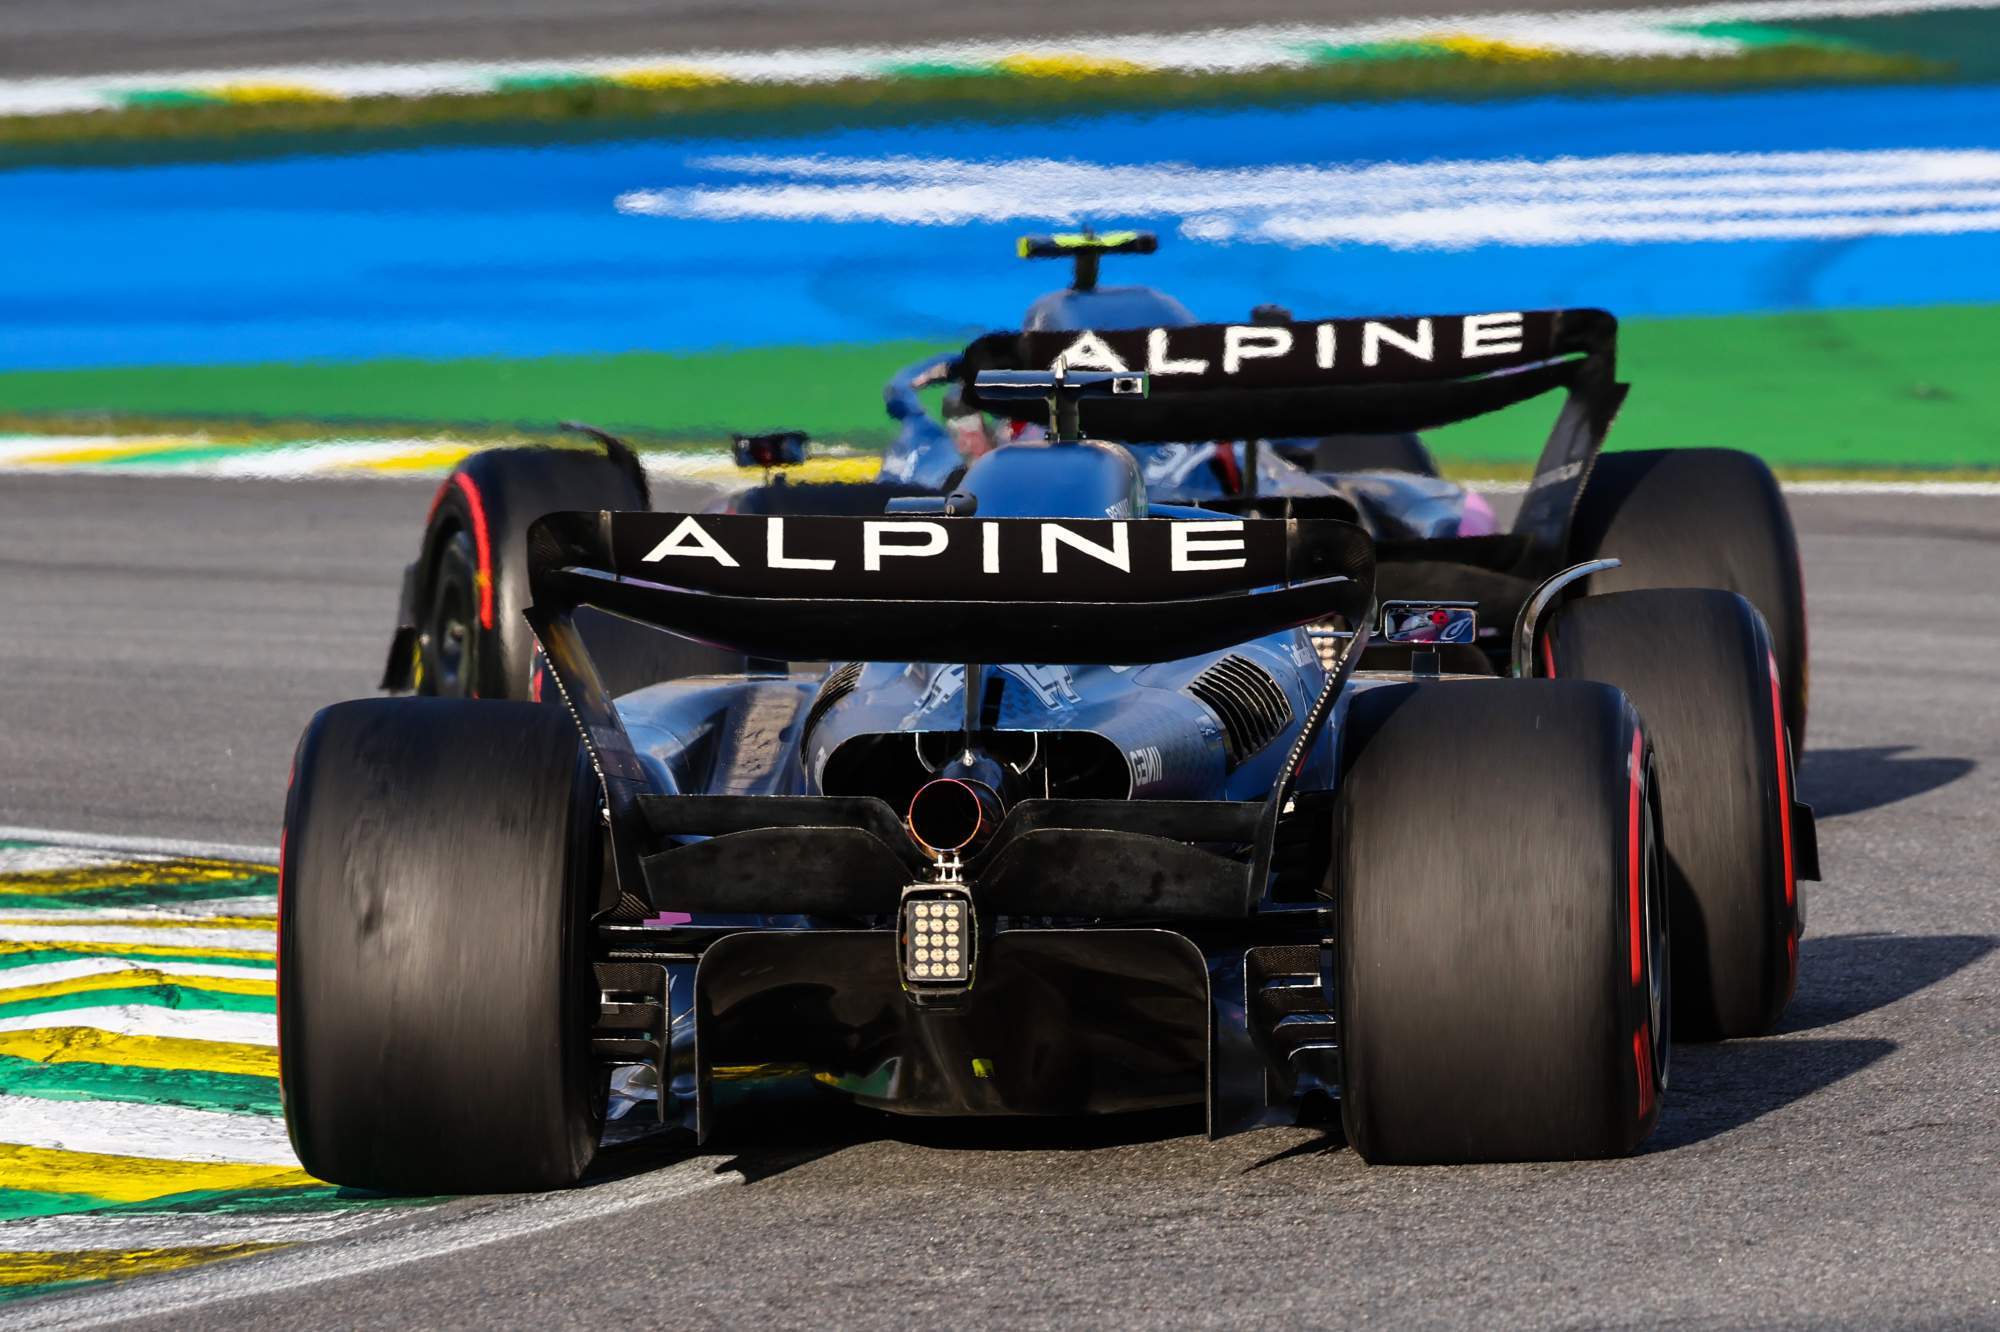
0,957,275,989
0,1005,276,1046
0,1097,299,1166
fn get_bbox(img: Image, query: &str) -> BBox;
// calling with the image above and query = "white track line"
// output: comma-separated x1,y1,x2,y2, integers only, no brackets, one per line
1463,479,2000,496
0,1007,274,1045
621,147,2000,248
1779,479,2000,495
0,828,276,865
9,1155,741,1330
0,1098,297,1166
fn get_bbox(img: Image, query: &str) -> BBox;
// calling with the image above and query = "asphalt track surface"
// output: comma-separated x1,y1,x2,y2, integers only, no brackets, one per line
0,471,1995,1328
0,0,1687,77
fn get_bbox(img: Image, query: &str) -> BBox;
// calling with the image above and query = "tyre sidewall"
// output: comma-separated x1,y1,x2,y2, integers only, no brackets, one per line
1546,588,1799,1038
279,698,602,1192
1334,680,1665,1163
1571,447,1808,750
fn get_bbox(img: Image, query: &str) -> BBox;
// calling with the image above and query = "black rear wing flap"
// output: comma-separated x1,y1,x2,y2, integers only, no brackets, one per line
957,306,1627,563
527,509,1373,665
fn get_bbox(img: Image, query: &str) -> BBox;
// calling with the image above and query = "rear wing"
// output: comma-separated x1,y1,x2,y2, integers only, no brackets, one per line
958,307,1617,437
526,509,1373,665
956,306,1627,562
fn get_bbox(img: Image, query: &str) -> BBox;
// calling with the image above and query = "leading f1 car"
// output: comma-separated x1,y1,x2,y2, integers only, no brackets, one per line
280,305,1817,1192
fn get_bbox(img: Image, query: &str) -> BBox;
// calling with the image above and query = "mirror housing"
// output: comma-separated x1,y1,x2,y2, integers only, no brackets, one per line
732,431,811,470
1380,600,1478,646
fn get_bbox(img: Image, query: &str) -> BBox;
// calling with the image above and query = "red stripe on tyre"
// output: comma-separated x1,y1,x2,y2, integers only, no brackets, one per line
1633,1020,1655,1120
451,471,495,632
1628,727,1644,986
1769,652,1795,908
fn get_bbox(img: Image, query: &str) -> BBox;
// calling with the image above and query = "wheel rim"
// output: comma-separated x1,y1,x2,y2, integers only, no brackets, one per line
422,530,479,698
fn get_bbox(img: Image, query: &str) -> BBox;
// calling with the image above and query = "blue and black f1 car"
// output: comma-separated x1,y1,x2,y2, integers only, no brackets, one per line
285,305,1816,1192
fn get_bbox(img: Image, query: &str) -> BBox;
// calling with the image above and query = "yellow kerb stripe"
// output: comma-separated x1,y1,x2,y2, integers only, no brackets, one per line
1428,34,1561,60
212,83,337,103
0,1143,315,1204
0,862,274,897
335,444,482,475
610,66,731,90
0,1028,277,1077
0,941,272,964
995,53,1151,78
0,970,274,1008
0,1244,285,1289
0,916,276,931
0,440,186,467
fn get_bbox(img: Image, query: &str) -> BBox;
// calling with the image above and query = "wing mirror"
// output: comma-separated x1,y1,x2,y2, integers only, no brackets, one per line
1379,600,1478,645
732,430,811,470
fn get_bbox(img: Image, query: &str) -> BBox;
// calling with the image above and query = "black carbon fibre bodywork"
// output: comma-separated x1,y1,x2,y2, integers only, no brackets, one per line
524,488,1372,1137
518,307,1645,1142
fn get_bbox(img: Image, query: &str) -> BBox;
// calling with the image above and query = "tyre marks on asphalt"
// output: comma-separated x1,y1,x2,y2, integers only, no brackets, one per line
0,839,409,1307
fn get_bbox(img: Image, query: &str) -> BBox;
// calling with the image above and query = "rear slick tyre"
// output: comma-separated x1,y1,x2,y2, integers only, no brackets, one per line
279,697,603,1193
1544,587,1801,1040
1570,447,1808,751
416,447,741,701
1335,680,1667,1164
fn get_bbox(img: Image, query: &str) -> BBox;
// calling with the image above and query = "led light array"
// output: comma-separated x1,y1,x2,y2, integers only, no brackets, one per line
902,893,973,984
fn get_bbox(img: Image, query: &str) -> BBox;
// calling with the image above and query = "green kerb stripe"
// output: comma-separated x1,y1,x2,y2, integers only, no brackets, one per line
0,1055,279,1116
0,986,274,1021
0,1190,115,1222
0,948,273,973
3,880,275,914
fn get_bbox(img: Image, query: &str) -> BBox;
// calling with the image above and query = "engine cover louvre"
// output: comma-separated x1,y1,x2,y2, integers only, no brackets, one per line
1185,655,1294,768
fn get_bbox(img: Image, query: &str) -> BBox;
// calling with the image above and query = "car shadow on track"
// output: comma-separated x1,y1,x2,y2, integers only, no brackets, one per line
1778,931,1996,1035
1647,930,1994,1151
1800,745,1976,819
1647,1036,1894,1151
595,1100,1218,1187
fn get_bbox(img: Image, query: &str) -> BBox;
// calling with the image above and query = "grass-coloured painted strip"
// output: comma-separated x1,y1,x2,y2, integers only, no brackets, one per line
1426,301,2000,468
0,1055,279,1116
0,947,272,975
0,985,273,1023
0,340,941,449
0,1191,114,1224
5,304,1997,470
0,944,272,971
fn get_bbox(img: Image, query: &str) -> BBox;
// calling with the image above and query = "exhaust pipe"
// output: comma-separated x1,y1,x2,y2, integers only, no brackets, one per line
906,778,1005,859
